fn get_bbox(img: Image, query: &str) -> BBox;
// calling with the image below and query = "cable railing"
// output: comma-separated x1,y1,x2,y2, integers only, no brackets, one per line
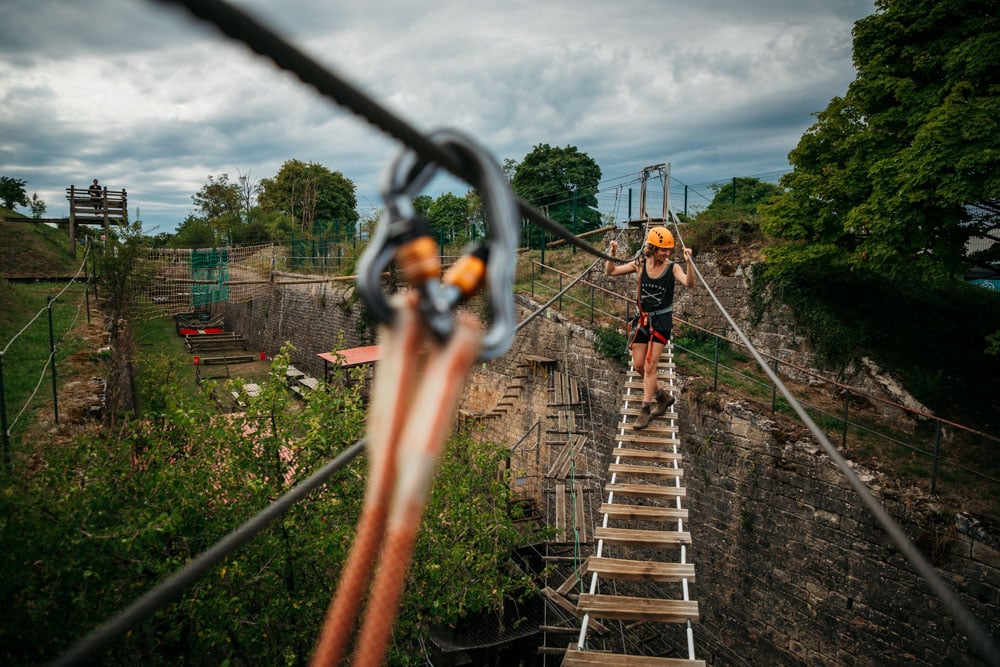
0,243,94,466
528,258,1000,496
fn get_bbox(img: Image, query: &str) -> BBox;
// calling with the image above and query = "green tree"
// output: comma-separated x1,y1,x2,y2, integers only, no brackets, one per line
170,215,217,248
29,192,47,219
191,174,244,245
427,192,470,245
763,0,1000,283
0,176,29,210
511,144,602,248
704,177,783,218
258,160,359,238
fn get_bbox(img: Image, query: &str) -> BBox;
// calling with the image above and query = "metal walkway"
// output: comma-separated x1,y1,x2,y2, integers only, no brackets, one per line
563,345,704,665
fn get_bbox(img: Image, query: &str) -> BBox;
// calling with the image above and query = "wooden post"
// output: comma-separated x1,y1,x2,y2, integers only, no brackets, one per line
68,185,77,257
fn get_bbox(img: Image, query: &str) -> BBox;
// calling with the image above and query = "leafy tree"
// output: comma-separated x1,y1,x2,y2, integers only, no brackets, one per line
0,176,29,210
170,215,217,248
258,160,359,238
762,0,1000,283
511,144,602,248
704,177,783,218
191,174,244,245
687,177,782,247
427,192,470,245
29,192,47,219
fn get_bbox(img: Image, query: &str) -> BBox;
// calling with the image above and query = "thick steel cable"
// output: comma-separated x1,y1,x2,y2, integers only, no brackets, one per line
666,212,1000,667
150,0,618,263
50,439,366,667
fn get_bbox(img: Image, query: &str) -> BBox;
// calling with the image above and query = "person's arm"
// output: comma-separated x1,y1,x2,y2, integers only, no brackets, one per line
675,247,696,287
605,240,637,276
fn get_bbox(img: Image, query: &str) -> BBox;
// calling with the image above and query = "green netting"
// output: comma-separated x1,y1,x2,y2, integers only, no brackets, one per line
191,247,230,307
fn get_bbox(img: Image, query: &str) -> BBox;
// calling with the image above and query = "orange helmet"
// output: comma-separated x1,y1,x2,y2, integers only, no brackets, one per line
645,226,674,249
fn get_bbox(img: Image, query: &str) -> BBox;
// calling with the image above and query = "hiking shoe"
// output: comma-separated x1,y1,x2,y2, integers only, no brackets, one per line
651,387,675,416
633,404,652,430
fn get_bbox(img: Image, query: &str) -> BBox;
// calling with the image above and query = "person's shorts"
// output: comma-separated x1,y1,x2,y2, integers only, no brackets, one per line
629,312,672,346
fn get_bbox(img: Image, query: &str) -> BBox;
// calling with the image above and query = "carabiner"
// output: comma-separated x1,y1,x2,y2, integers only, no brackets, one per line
356,129,518,360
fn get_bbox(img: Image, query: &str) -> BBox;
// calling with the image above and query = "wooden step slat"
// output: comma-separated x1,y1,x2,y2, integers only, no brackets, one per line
594,526,691,547
609,463,684,479
607,483,686,499
599,503,688,521
610,447,681,462
562,648,705,666
585,556,695,582
614,432,681,447
576,594,699,623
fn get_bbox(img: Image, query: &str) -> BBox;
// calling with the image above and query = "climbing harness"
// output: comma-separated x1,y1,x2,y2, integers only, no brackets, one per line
312,130,519,666
627,256,674,365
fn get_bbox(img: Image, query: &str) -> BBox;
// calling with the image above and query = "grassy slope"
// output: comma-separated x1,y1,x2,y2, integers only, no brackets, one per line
0,210,89,278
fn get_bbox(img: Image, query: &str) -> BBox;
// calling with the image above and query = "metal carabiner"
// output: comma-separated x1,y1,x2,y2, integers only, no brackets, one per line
356,128,518,360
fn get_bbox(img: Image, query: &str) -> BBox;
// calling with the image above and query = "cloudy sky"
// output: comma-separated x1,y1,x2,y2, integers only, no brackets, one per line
1,0,875,235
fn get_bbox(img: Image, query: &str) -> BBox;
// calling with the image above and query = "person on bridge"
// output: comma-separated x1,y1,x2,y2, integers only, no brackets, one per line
605,226,696,430
88,179,103,211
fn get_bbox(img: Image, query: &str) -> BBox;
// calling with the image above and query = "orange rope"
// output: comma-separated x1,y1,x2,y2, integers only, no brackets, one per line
311,295,481,666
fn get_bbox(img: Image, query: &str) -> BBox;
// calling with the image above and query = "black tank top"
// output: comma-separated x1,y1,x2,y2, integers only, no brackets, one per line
639,260,675,312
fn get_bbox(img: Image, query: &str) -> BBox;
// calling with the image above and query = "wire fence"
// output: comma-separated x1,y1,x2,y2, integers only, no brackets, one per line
0,244,94,466
527,259,1000,502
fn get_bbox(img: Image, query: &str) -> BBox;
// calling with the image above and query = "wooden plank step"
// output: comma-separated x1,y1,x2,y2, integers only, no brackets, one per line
624,380,677,390
599,503,688,521
614,433,681,447
606,483,685,500
620,407,678,422
576,594,699,623
562,649,705,666
585,557,695,582
594,526,691,547
610,448,681,462
609,463,684,479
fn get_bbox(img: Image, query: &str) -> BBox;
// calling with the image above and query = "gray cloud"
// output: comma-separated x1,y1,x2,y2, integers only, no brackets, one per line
0,0,875,233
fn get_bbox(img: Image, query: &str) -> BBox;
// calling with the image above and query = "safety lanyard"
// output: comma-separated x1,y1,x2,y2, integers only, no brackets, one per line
311,128,517,667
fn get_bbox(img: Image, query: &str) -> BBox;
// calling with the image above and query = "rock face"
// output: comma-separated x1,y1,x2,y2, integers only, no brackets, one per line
219,253,997,666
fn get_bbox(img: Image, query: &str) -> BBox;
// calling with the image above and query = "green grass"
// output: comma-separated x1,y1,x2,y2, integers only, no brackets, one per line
0,281,90,438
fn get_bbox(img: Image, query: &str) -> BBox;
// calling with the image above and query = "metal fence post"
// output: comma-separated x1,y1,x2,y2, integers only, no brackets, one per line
930,420,943,493
48,296,59,424
531,262,535,298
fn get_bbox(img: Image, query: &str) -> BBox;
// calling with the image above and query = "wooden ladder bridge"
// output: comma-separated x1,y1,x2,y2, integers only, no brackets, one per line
544,346,704,665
